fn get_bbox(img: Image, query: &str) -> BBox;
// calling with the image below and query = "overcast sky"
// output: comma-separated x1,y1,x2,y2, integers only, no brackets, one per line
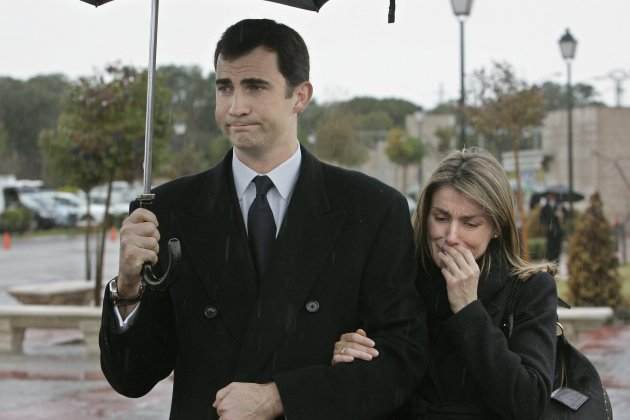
1,0,628,109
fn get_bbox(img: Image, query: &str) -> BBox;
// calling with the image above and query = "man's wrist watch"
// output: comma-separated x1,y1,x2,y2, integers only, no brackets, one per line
109,277,145,306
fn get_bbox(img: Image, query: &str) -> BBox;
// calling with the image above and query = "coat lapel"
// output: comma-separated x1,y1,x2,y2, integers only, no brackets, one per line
175,150,258,344
235,148,346,379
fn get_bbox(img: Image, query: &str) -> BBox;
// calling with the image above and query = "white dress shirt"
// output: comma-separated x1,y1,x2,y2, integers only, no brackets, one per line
232,145,301,235
115,145,302,328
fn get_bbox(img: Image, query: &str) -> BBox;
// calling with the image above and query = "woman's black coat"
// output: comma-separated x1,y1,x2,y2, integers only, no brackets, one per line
409,258,558,420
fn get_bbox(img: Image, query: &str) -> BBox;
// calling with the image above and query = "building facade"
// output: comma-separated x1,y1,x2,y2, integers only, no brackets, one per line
405,106,630,223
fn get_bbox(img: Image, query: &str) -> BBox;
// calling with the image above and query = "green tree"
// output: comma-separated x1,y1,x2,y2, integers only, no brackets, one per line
467,63,546,256
385,128,424,193
355,111,394,131
339,97,418,127
157,66,223,177
314,113,368,167
567,193,621,306
0,75,70,178
298,99,324,143
0,122,17,174
41,64,170,305
539,81,604,112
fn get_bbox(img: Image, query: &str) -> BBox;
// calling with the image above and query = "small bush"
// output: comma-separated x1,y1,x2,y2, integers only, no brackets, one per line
0,207,33,234
528,237,547,261
567,193,621,307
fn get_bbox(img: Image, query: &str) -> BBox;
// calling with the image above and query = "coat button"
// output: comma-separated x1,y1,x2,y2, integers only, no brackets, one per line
203,305,218,319
305,300,320,313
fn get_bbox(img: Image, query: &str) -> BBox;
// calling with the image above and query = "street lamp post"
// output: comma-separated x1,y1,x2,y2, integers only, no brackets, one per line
559,29,577,216
450,0,474,149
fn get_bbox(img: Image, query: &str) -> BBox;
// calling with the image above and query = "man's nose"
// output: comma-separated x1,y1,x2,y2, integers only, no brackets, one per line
228,91,250,116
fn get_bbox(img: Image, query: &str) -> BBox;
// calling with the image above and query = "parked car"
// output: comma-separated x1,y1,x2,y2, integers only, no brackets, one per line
9,189,57,229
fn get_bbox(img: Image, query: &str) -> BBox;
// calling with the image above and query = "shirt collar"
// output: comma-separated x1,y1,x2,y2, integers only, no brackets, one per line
232,145,302,200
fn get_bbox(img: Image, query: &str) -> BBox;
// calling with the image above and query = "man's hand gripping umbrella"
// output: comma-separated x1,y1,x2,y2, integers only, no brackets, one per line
80,0,181,289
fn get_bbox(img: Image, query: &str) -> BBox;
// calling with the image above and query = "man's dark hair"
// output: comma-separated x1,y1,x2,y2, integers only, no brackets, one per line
214,19,310,94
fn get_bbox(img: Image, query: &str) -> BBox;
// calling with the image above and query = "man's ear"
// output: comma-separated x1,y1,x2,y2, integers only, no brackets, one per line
292,81,313,114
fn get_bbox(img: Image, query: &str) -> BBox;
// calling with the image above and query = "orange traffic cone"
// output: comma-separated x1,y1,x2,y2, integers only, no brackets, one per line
2,232,11,250
109,226,117,241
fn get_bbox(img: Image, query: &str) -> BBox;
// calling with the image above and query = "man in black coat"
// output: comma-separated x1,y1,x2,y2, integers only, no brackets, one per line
539,193,564,262
100,18,427,420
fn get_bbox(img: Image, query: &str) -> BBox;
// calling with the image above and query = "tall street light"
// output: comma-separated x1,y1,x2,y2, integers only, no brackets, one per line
451,0,474,149
559,28,577,216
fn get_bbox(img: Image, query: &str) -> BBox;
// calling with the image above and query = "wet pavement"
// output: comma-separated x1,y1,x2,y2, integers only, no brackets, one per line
577,324,630,417
1,234,629,418
0,329,172,419
1,324,629,418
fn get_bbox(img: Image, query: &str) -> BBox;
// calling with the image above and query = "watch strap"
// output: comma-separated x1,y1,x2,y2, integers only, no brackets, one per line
109,277,145,306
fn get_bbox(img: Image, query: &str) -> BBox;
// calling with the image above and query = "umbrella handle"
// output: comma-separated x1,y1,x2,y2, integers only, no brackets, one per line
132,194,181,290
142,238,181,289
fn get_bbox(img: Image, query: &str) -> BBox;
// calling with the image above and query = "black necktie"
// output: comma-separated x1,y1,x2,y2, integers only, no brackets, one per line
248,176,276,277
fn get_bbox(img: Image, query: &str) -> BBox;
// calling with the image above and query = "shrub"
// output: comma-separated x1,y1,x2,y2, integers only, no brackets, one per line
567,193,621,307
0,207,33,234
527,237,547,261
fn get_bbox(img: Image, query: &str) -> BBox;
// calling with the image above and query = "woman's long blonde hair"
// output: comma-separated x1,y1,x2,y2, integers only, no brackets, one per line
413,148,555,280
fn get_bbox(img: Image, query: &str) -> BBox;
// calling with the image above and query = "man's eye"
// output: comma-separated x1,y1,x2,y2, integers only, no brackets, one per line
217,85,232,94
247,85,265,92
434,216,448,222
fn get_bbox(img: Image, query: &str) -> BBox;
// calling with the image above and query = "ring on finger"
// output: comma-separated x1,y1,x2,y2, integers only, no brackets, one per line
340,347,346,354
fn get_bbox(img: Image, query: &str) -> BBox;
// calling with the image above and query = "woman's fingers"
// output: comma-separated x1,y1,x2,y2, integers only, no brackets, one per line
442,245,469,271
335,339,379,358
331,329,380,365
457,246,477,267
340,331,376,348
438,250,463,278
331,354,355,365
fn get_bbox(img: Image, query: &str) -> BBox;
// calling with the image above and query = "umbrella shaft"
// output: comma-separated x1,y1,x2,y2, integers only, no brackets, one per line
143,0,159,195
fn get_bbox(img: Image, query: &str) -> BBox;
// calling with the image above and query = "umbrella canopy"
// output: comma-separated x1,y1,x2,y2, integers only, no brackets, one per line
264,0,396,22
533,185,585,204
263,0,330,11
80,0,332,10
79,0,114,6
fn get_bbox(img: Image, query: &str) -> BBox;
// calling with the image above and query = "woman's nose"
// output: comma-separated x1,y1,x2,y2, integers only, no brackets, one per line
445,223,460,246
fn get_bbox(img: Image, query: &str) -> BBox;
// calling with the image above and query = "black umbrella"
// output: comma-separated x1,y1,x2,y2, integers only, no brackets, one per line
79,0,113,6
265,0,397,22
264,0,330,11
534,185,585,203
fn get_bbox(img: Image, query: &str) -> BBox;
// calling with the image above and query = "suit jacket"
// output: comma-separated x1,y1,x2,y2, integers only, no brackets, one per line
100,147,428,420
411,258,557,420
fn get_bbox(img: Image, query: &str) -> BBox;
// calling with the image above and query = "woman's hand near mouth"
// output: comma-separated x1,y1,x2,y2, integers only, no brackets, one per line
438,244,481,314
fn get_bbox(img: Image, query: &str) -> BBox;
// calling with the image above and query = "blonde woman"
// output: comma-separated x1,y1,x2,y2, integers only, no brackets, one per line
333,148,557,420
